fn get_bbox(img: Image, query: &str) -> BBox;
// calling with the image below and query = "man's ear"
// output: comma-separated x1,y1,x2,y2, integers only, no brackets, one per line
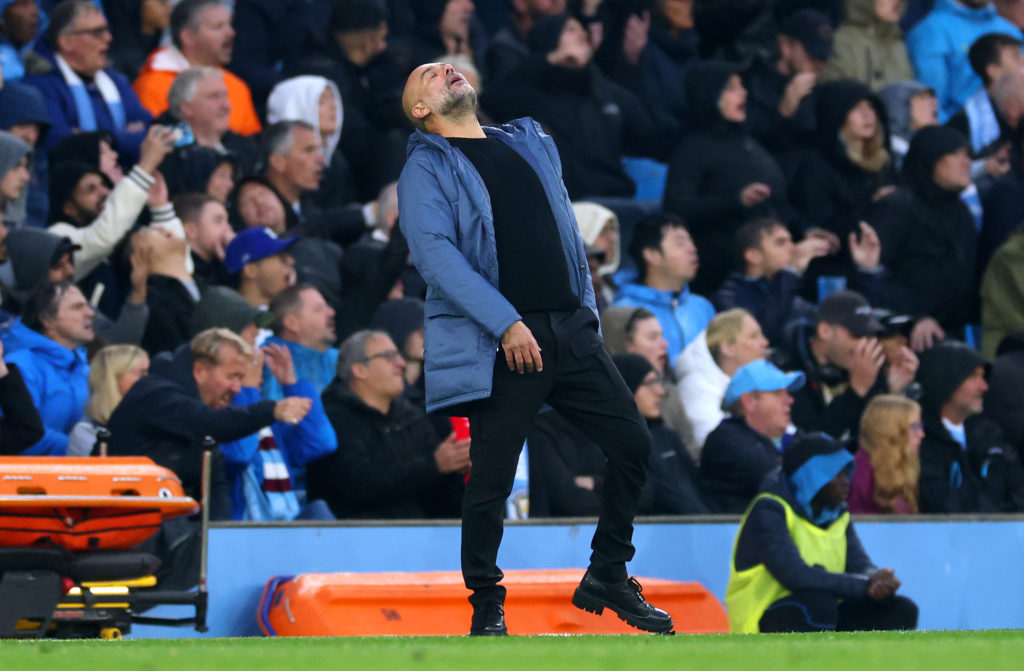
351,361,369,382
642,246,661,270
281,311,299,336
182,221,198,243
268,152,288,175
816,321,832,341
411,101,431,123
743,246,762,270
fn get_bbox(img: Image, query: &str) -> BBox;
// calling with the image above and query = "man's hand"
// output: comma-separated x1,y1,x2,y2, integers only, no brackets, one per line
792,236,832,274
127,237,152,305
263,343,297,385
849,221,882,272
434,432,472,474
866,568,901,601
146,170,169,208
273,396,313,425
501,321,543,374
137,125,176,175
622,11,650,65
243,348,265,388
805,227,841,255
375,182,399,236
574,475,596,491
740,182,772,207
886,345,919,395
849,337,885,397
778,72,816,118
910,317,944,352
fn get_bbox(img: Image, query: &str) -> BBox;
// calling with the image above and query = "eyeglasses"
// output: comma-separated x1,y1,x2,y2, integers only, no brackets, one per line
69,25,111,39
640,375,664,389
362,349,403,363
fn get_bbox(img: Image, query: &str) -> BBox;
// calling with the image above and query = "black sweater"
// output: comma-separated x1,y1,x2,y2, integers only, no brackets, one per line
0,365,45,455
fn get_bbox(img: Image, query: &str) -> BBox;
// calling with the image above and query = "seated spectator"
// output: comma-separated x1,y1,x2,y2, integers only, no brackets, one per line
370,297,432,412
676,308,770,452
946,33,1023,182
984,329,1024,459
787,290,919,439
307,329,470,519
981,221,1024,357
484,0,562,89
715,217,885,348
525,408,608,517
701,359,806,513
743,9,832,159
917,340,1024,512
0,82,49,227
482,13,677,200
225,226,297,311
0,130,31,225
176,192,233,287
573,202,620,311
613,352,709,515
106,0,172,79
293,0,407,200
24,0,152,162
1,280,92,455
601,306,698,458
629,0,700,119
390,0,487,80
877,80,937,168
821,0,913,90
0,0,43,81
47,128,123,184
107,327,314,520
162,67,259,174
664,60,791,294
67,343,149,455
0,337,46,455
907,0,1023,121
263,283,338,398
725,432,918,633
613,213,715,362
47,124,176,280
869,126,977,344
134,0,260,136
160,146,239,202
266,75,352,211
849,394,923,513
790,79,895,285
130,225,201,354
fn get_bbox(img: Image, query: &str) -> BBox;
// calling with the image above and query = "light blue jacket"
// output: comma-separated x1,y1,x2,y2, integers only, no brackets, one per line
907,0,1023,121
1,319,88,455
397,118,598,412
613,282,715,362
259,335,339,400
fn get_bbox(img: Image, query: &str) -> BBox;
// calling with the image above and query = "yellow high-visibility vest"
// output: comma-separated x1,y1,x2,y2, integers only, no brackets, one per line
725,493,849,633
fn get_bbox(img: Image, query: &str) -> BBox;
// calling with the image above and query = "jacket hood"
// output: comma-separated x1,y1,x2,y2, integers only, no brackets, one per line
0,130,30,178
528,13,571,56
48,130,115,171
370,297,425,353
5,227,68,295
600,306,637,355
573,201,620,275
676,329,718,377
877,80,933,140
759,433,855,525
902,124,970,201
266,75,344,161
917,340,990,417
617,281,693,308
160,145,240,199
0,81,50,136
150,342,201,398
47,160,106,224
842,0,904,36
2,318,85,371
814,79,890,167
684,60,742,133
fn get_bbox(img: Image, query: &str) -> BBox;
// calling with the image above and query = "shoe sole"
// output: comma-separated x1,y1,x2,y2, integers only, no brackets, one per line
571,588,675,634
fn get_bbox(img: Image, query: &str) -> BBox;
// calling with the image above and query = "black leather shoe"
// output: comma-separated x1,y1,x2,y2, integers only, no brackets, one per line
572,571,674,634
469,602,508,636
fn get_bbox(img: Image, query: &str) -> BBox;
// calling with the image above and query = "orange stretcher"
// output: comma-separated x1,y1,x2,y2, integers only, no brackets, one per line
0,457,199,551
259,569,730,636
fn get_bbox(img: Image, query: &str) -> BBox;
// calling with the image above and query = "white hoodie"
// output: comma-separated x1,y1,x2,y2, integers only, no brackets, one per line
266,76,344,161
675,330,731,452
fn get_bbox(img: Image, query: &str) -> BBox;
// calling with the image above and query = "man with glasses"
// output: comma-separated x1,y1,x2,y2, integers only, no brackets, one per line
307,329,471,519
24,0,152,163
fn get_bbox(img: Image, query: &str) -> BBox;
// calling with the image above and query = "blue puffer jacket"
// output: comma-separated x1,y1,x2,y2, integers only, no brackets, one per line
907,0,1024,122
613,282,715,362
397,118,598,412
1,319,88,455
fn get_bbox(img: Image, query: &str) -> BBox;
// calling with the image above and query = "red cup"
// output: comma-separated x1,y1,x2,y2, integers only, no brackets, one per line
450,417,471,441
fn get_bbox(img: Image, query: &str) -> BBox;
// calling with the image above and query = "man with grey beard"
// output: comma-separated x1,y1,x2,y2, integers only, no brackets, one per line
398,62,673,637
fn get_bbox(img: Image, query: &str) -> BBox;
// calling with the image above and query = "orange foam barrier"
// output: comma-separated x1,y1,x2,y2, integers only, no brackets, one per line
258,569,729,636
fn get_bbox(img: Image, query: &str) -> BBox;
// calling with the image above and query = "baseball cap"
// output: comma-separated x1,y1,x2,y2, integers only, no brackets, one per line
817,290,884,337
225,227,298,274
723,359,806,408
779,9,834,62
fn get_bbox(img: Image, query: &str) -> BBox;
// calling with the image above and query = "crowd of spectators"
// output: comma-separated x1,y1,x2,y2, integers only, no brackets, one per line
0,0,1023,531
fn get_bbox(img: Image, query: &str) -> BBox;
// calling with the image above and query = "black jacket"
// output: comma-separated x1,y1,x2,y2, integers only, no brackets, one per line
0,365,45,455
700,416,785,513
526,410,605,518
307,381,463,519
141,275,197,356
106,343,277,520
642,419,710,515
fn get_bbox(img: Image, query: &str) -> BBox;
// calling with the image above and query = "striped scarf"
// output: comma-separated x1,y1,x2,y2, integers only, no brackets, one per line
241,427,301,521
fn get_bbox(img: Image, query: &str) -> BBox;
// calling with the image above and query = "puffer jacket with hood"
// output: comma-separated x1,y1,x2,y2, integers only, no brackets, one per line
916,340,1024,513
664,60,790,294
675,330,731,451
821,0,913,90
1,318,89,455
869,125,977,332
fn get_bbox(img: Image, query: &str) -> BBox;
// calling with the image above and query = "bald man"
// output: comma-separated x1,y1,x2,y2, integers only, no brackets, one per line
397,63,673,636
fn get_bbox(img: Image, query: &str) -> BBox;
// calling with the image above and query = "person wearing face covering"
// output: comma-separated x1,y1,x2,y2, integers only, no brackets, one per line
663,60,791,295
868,125,977,343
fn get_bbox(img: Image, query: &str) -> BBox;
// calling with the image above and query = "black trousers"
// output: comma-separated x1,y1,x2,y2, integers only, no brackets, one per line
758,589,919,633
462,308,652,607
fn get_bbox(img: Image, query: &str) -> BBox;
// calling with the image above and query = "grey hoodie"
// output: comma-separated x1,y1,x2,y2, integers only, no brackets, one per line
0,130,32,229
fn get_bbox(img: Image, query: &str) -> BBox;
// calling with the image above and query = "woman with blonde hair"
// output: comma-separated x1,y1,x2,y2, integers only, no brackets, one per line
67,345,150,456
850,394,923,514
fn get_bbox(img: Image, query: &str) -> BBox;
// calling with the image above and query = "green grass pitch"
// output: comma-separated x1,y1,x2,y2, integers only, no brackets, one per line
2,631,1024,671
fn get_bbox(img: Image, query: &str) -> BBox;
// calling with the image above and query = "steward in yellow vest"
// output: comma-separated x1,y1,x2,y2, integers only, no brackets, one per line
725,433,918,633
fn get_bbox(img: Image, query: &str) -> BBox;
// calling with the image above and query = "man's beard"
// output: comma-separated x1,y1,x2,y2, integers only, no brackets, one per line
439,86,478,120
